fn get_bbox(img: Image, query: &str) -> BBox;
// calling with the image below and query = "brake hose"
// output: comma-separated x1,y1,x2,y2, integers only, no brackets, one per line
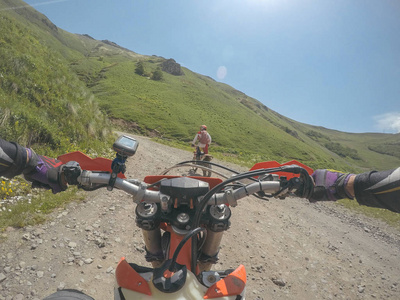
190,165,309,271
169,227,206,272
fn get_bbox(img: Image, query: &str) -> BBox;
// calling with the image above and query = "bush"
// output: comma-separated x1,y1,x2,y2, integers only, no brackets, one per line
135,62,145,76
325,142,361,160
151,68,163,81
306,130,331,141
368,144,400,159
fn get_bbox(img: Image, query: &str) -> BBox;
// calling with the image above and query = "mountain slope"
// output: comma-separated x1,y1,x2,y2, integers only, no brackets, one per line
63,34,400,172
1,0,399,172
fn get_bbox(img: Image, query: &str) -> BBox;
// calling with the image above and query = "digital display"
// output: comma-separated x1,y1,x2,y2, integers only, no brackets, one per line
113,135,139,157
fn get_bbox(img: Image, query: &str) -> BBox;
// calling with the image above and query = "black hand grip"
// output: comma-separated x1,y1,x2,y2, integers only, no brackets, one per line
62,161,82,185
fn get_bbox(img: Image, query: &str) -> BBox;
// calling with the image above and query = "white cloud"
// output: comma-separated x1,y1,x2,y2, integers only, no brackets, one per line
217,66,227,80
373,112,400,133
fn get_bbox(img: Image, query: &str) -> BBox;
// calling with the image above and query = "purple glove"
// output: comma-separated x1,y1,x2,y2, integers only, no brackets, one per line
23,149,67,194
310,169,354,202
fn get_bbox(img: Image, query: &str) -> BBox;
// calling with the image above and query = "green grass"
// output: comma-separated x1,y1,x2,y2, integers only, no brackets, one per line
0,11,115,156
337,199,400,230
0,186,84,230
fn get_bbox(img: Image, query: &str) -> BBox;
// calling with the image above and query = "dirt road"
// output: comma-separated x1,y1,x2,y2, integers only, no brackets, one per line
0,134,399,299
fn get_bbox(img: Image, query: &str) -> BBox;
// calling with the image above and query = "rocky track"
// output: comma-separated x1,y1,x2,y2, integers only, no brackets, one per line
0,134,399,299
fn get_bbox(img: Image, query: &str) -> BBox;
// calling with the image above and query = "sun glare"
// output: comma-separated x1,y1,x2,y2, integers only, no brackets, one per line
0,0,69,11
245,0,282,8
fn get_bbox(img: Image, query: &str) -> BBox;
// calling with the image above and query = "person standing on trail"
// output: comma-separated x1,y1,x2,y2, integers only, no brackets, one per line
191,125,212,154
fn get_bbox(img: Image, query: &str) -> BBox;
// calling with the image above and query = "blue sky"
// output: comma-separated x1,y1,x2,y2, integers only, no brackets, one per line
19,0,400,133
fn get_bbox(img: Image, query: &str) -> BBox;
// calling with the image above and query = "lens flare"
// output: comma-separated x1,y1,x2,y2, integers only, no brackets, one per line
0,0,69,12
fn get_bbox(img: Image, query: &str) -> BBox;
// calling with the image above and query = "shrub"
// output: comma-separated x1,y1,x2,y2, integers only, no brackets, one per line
135,62,145,75
325,142,361,160
151,68,163,81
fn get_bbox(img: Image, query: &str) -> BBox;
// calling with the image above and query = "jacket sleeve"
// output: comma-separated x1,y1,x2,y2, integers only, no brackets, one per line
192,133,199,145
0,138,30,178
354,167,400,213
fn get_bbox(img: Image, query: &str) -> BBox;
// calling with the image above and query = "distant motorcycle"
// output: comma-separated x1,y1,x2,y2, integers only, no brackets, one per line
189,146,213,177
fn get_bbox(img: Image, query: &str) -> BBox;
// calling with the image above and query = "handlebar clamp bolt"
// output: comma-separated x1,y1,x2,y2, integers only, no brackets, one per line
225,189,237,207
161,196,170,212
177,213,190,226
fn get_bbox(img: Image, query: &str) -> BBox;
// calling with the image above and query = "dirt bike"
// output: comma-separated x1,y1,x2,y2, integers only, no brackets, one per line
44,135,314,300
188,146,213,177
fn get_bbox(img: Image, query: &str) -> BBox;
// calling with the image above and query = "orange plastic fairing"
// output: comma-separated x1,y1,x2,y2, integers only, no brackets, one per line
203,264,247,299
115,258,152,295
57,151,126,179
249,160,313,179
164,224,200,273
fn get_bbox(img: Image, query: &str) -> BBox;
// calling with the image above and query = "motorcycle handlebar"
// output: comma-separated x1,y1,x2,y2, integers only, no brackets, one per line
76,170,288,206
78,171,162,203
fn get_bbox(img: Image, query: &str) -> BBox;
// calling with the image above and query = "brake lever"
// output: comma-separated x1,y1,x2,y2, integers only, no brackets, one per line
274,177,303,199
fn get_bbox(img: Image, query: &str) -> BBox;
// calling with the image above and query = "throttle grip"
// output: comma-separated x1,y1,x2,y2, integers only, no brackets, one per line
62,161,82,185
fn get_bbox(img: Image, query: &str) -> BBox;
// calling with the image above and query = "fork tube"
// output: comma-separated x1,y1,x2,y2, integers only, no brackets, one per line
198,230,224,272
141,228,163,268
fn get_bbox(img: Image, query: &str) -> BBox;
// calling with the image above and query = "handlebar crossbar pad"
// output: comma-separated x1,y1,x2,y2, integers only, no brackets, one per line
144,175,222,189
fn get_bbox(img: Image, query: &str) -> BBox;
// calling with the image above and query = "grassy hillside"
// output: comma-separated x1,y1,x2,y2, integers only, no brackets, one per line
1,0,399,173
65,37,400,172
0,0,114,156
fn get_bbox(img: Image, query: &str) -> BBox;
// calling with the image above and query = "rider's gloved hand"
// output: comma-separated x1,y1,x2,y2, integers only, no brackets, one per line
23,149,67,194
309,169,355,202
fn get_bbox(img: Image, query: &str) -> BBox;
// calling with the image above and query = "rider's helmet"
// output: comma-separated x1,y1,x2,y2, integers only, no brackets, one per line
200,125,207,131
